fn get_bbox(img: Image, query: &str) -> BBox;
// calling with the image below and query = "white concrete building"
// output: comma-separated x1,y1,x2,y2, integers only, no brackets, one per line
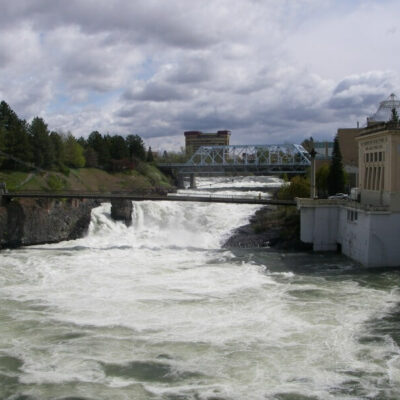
298,95,400,267
298,199,400,267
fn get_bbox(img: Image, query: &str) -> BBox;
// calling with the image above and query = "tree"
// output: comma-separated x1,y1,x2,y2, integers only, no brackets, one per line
316,163,330,197
50,131,65,165
277,176,310,200
29,117,54,168
87,131,110,167
0,101,32,169
389,107,399,127
84,147,99,168
63,133,85,168
327,135,345,195
126,134,146,161
301,136,314,153
109,135,129,160
147,146,154,162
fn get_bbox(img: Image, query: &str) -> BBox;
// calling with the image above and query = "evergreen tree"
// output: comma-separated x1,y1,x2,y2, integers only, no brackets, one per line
88,131,110,167
109,135,129,160
147,146,154,162
301,136,314,153
327,136,345,195
126,134,146,161
84,147,99,168
29,117,54,168
0,101,32,169
390,107,399,127
50,131,65,165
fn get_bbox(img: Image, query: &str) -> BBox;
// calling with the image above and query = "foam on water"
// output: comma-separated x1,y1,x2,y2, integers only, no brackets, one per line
0,176,400,400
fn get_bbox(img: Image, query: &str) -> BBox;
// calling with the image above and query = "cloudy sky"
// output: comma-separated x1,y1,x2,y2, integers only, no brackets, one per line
1,0,399,150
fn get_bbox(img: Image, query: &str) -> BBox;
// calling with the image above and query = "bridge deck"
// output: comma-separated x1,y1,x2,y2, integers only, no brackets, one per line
2,192,295,206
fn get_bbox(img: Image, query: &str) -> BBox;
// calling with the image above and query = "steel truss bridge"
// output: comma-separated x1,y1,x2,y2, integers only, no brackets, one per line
158,144,311,175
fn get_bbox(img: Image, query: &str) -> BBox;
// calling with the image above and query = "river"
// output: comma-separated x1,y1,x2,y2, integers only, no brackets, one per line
0,176,400,400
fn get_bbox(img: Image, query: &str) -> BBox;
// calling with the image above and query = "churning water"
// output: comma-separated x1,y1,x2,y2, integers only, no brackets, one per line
0,176,400,400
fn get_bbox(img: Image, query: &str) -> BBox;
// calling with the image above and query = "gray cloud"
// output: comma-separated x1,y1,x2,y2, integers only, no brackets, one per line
123,82,189,102
0,0,399,149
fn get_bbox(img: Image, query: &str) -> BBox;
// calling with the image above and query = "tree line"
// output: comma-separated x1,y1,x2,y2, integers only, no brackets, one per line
278,135,346,200
0,100,151,172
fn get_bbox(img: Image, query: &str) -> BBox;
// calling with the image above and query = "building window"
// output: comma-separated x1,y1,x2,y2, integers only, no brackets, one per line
376,166,381,190
372,167,377,190
368,167,372,190
347,210,358,222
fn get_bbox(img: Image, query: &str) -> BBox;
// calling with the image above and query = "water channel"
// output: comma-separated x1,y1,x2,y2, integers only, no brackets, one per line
0,176,400,399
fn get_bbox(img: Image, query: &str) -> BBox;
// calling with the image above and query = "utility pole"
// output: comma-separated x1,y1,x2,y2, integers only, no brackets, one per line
309,148,317,198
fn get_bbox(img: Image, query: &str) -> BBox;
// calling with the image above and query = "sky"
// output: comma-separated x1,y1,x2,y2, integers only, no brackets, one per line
0,0,399,151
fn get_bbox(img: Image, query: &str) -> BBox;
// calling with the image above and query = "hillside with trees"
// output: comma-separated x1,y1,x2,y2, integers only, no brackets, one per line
0,100,150,173
0,100,172,192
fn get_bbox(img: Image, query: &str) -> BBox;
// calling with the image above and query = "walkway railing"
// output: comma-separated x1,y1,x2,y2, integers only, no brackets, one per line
3,190,296,206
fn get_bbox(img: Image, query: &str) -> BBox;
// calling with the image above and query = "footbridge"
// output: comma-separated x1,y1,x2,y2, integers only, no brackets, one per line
1,190,295,206
157,144,310,188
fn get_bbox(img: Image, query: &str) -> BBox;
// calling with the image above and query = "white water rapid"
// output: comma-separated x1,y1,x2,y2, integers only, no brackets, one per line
0,176,400,400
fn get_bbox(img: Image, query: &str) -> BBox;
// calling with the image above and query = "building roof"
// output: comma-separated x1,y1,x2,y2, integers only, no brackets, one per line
370,93,400,122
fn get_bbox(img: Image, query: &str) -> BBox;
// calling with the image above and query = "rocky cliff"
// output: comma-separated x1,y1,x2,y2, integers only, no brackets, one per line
0,198,98,248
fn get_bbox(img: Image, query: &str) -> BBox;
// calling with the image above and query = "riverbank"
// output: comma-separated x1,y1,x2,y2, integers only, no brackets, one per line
0,165,173,249
223,205,312,250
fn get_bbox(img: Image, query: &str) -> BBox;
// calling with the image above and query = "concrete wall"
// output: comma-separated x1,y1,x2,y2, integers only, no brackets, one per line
300,205,339,251
299,200,400,267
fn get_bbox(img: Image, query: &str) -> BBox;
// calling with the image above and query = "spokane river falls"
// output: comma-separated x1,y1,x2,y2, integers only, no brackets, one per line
1,176,400,400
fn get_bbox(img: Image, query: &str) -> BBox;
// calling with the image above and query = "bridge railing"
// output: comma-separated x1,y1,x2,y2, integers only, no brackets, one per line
8,188,176,196
167,192,295,204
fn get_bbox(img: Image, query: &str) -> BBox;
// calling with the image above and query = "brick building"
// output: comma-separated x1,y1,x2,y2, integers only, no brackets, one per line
184,130,231,155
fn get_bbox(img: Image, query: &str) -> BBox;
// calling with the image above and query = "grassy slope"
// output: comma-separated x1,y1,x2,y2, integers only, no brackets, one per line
0,164,173,192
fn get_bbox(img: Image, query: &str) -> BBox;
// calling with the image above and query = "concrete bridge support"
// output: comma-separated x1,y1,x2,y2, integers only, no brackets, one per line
111,199,133,226
0,183,8,206
177,175,185,189
189,174,197,189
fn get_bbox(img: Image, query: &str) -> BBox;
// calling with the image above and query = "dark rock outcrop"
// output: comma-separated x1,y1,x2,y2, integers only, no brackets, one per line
0,198,98,248
110,199,133,226
223,206,312,251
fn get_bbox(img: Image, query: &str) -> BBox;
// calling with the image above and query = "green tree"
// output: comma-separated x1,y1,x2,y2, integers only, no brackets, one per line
389,107,399,127
50,131,65,165
301,136,314,152
63,133,85,168
29,117,54,168
277,176,310,200
87,131,110,167
327,135,345,195
147,146,154,162
110,135,129,160
316,164,330,197
84,147,98,168
0,101,32,169
126,134,146,161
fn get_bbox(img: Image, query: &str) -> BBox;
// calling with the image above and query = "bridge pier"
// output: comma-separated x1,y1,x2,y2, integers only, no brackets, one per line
177,175,185,189
189,174,196,189
111,199,133,226
0,182,8,206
